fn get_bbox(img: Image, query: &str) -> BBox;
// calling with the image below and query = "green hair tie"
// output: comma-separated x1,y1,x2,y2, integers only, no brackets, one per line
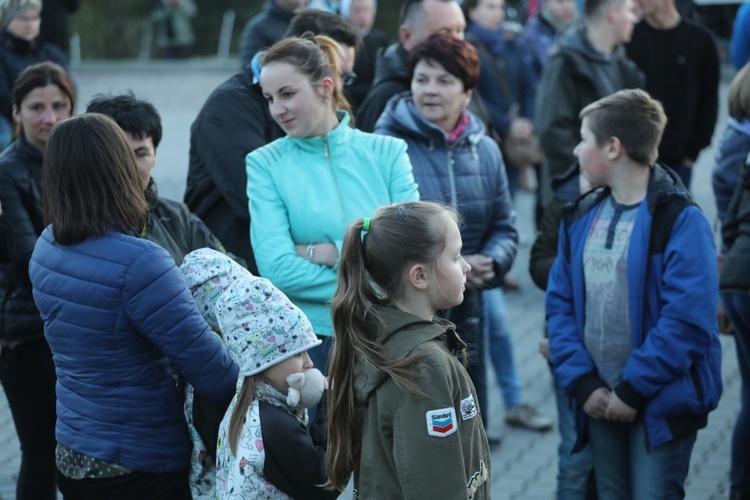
362,218,371,232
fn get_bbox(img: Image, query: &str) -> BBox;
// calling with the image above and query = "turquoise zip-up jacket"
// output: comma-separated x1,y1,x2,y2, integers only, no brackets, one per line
247,112,419,335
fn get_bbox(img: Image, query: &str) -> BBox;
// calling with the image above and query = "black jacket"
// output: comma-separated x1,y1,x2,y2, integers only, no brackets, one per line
40,0,79,53
0,214,12,263
529,163,581,291
0,30,68,123
239,1,295,69
355,43,410,133
0,137,44,343
184,71,283,275
143,179,228,267
535,27,643,203
348,29,390,110
259,401,338,500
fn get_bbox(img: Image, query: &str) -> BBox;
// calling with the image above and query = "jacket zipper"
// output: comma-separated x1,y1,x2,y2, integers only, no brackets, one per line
447,149,458,211
323,137,348,226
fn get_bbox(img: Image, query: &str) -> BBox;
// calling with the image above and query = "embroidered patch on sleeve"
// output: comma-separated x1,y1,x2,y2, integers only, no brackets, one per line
460,394,477,420
426,407,457,437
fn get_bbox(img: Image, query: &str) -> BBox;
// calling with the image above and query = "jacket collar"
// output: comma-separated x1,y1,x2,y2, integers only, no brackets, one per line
289,110,354,154
16,134,44,165
266,1,297,22
352,304,461,406
377,91,485,148
565,163,691,220
371,43,410,87
1,30,37,54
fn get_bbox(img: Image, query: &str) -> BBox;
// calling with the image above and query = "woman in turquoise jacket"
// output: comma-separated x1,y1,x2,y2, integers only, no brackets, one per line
247,35,418,385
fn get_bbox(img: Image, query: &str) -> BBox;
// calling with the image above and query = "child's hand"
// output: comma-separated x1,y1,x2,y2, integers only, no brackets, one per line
604,392,637,423
583,387,611,419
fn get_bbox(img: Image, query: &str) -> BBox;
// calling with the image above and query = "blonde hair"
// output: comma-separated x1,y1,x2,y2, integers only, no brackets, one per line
728,62,750,121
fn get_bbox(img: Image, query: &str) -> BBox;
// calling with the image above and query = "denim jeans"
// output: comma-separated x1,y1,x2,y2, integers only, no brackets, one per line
587,416,696,499
484,288,521,408
0,338,58,500
722,292,750,497
552,366,595,500
442,289,486,426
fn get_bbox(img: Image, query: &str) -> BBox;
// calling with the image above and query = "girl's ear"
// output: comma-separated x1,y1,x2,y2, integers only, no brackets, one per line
406,263,429,290
319,76,335,102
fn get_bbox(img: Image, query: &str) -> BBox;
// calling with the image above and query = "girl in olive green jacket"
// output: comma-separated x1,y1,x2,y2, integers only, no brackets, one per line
326,201,491,499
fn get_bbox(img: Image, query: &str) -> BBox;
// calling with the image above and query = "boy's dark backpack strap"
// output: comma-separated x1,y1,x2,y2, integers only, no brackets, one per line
649,196,696,256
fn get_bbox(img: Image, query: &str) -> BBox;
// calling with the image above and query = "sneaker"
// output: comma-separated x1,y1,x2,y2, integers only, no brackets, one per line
505,403,554,431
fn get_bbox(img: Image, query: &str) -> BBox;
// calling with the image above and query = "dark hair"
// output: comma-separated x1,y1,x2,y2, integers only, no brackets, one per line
261,35,353,119
326,201,460,491
12,61,76,138
460,0,481,20
43,114,147,245
728,61,750,121
286,10,362,53
579,88,667,166
583,0,623,19
409,34,480,91
85,92,163,149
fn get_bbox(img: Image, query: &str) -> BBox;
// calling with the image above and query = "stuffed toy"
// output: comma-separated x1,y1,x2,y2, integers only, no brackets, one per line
286,368,328,409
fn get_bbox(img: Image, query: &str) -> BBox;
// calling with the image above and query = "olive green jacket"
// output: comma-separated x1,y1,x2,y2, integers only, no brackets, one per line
352,305,491,499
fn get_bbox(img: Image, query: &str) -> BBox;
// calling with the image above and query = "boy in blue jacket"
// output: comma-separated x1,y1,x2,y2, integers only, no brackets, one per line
546,89,723,498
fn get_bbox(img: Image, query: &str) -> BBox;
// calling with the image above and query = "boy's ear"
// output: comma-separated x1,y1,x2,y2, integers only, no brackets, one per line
406,263,429,290
607,136,624,160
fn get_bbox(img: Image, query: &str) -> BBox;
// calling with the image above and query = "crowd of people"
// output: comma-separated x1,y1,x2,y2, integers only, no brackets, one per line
0,0,748,497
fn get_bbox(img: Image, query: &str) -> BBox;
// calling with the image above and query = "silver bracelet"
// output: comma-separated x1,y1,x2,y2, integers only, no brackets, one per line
306,243,315,262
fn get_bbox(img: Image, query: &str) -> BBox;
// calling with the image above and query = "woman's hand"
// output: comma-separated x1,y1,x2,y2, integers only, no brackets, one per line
463,254,495,286
295,243,339,267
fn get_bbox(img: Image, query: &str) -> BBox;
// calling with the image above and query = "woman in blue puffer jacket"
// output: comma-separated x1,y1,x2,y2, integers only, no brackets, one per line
713,62,750,226
29,113,238,498
374,34,518,427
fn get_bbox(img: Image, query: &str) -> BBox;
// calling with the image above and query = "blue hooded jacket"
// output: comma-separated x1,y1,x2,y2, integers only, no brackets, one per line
375,92,517,285
546,164,723,447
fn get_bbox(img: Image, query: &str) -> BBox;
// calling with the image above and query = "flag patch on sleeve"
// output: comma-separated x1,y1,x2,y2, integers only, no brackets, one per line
460,394,477,420
426,407,457,437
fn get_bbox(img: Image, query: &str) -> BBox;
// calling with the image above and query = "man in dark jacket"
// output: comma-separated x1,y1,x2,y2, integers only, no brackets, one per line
239,0,307,70
355,0,466,132
535,0,644,206
625,0,719,190
40,0,78,54
184,10,360,275
86,93,228,266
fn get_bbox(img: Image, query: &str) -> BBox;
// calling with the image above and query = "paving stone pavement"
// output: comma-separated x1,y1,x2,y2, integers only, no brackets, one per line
0,59,740,499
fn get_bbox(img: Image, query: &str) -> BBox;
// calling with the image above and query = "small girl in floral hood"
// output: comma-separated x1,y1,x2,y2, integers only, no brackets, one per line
211,257,337,499
179,248,251,498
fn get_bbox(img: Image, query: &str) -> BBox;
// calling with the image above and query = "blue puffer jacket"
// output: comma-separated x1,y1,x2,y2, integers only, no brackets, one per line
712,117,750,225
30,228,238,473
546,165,723,447
375,93,517,285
